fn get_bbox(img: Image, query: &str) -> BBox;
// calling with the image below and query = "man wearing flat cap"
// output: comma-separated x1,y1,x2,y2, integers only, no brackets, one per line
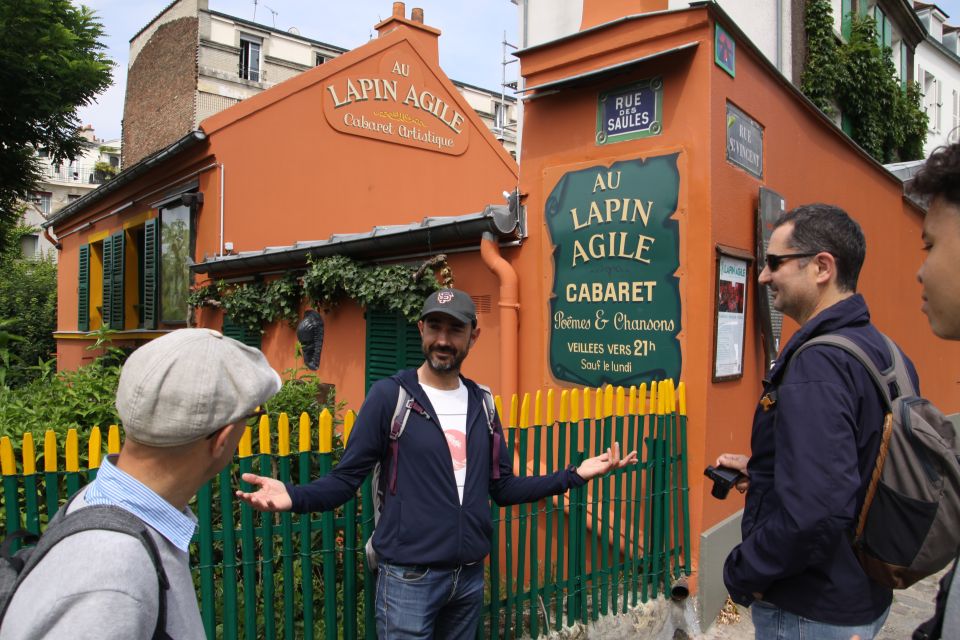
238,288,637,639
1,329,281,640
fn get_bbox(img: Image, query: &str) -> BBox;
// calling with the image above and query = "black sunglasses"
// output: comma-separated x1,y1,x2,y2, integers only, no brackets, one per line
764,252,819,272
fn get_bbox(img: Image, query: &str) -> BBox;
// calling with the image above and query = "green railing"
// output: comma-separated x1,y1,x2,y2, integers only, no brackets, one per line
0,381,691,639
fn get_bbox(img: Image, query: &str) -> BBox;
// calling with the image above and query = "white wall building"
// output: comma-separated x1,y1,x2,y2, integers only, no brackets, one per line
22,126,120,261
914,2,960,154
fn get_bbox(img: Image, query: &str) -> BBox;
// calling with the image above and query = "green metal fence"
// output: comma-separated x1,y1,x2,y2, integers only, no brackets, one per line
0,380,691,639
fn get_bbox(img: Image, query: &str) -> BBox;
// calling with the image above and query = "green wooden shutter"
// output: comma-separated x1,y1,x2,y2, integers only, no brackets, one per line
143,218,158,329
901,45,908,89
842,0,853,40
102,237,113,327
364,310,423,392
222,316,262,349
78,244,90,332
109,231,125,329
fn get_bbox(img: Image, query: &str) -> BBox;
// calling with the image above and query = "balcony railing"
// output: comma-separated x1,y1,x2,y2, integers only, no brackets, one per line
40,163,114,185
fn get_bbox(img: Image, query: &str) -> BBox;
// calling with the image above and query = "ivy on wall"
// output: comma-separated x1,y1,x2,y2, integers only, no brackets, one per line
801,0,928,162
188,255,445,332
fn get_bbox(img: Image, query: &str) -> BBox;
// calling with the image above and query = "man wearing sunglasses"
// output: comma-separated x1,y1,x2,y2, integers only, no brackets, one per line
716,204,918,639
0,329,282,639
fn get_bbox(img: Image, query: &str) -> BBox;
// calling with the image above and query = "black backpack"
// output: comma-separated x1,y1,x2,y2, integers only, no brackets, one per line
794,333,960,589
0,496,171,638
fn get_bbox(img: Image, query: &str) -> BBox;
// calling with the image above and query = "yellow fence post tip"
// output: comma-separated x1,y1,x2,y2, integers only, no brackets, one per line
0,437,15,476
44,430,57,473
546,389,556,425
319,409,333,454
258,414,272,455
509,394,520,429
494,396,504,424
616,386,626,416
22,433,36,476
66,429,79,473
604,385,614,418
570,388,580,423
107,425,121,454
277,412,290,457
520,393,530,429
559,389,569,423
582,387,592,420
344,411,356,446
678,382,687,416
298,412,312,452
534,389,543,428
89,427,102,470
238,426,253,458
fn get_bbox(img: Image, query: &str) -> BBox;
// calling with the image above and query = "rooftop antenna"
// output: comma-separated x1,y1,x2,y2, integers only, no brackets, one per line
252,0,257,22
264,4,278,27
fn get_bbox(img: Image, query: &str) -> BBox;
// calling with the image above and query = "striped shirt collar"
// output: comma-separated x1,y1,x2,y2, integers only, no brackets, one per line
84,454,197,551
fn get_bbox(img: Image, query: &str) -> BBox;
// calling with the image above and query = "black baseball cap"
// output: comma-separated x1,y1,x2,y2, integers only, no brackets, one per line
420,288,477,325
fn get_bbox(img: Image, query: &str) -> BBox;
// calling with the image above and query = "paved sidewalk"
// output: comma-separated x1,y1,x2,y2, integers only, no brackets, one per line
698,569,945,639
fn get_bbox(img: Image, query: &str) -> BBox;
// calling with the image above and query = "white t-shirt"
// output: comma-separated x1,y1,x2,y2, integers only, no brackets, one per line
421,381,469,503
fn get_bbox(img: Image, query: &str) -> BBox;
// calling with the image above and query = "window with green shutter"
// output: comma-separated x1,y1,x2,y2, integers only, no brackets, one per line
143,218,158,329
222,316,262,349
78,244,90,331
102,231,125,329
365,310,423,392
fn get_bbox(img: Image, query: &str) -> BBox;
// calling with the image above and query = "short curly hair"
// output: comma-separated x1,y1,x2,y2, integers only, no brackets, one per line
910,143,960,207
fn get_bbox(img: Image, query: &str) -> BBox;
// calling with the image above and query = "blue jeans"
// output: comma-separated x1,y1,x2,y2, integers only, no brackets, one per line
375,561,484,639
751,600,889,640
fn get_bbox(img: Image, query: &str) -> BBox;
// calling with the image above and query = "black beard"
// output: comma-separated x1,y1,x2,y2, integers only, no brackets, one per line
424,346,465,373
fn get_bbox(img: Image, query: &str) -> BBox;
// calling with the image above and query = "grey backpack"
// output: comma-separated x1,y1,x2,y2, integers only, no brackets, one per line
0,496,171,638
365,383,499,571
796,333,960,589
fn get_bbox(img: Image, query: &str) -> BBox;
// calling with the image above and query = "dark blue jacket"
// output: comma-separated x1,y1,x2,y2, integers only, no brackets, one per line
287,368,586,568
724,294,919,624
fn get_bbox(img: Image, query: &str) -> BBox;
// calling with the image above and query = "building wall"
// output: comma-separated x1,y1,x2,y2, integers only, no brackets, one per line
515,3,960,601
916,39,960,153
123,16,199,166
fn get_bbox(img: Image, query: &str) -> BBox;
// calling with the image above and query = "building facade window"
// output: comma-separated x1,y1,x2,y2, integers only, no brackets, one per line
315,53,326,66
20,234,39,260
952,90,959,143
239,36,262,82
31,191,52,215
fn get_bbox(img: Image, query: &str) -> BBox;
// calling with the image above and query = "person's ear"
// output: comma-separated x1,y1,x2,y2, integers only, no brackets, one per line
813,252,836,285
208,422,240,456
469,326,480,347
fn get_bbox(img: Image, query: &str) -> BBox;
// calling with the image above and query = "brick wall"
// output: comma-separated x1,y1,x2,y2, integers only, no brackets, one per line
122,17,199,167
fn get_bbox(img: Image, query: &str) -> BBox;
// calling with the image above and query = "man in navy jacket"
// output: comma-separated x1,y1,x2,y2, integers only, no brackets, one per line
238,288,636,639
717,204,918,639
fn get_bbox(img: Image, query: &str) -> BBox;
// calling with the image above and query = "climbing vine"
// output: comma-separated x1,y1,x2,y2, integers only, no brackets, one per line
188,255,445,332
801,0,928,163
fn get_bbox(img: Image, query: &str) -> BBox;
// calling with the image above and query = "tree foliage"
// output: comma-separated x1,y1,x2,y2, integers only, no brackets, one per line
801,1,928,163
0,225,57,388
0,0,113,249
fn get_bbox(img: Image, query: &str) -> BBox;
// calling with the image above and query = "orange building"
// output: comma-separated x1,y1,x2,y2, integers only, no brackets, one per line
45,1,960,627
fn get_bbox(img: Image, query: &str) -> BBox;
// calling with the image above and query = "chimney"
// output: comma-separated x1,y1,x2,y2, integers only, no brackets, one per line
374,2,441,64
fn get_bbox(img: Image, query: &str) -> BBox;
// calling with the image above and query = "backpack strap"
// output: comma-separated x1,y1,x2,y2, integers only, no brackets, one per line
387,385,429,495
478,384,501,481
793,334,900,410
1,502,170,639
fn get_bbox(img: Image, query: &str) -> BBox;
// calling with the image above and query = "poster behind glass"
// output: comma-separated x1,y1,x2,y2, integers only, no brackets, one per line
714,249,751,381
161,204,191,323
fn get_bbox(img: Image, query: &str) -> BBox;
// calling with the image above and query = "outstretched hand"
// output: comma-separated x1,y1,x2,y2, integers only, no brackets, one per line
575,442,638,481
235,473,293,512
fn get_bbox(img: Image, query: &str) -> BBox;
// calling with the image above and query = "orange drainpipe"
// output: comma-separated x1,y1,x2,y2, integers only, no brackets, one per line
480,231,519,401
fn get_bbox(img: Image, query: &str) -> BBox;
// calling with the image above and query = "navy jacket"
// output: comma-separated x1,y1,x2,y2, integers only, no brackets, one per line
724,294,919,624
287,368,586,568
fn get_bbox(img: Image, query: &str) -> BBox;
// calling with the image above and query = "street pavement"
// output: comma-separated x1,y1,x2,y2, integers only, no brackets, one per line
699,568,945,639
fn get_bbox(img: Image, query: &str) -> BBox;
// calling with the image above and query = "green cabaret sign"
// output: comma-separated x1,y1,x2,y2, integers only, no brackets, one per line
546,154,681,387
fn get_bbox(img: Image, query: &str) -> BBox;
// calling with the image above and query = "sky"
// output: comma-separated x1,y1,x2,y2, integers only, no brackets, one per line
75,0,960,142
76,0,521,141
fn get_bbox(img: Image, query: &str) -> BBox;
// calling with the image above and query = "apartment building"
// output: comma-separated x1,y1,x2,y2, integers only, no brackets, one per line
122,0,517,166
